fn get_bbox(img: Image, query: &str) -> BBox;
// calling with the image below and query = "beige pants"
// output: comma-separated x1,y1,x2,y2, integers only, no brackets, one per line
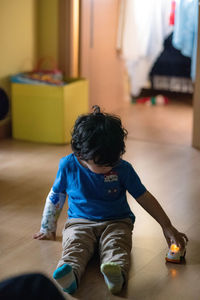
57,218,133,284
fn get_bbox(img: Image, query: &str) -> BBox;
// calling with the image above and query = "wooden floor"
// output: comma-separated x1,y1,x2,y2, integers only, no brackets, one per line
1,99,200,300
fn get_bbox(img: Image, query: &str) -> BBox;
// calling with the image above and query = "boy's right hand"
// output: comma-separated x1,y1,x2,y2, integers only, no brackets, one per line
33,231,56,240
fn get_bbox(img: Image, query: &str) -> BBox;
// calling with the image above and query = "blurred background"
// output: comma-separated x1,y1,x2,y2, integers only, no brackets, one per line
0,0,200,148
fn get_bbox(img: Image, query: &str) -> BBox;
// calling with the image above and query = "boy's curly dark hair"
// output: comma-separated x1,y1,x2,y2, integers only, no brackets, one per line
71,105,128,166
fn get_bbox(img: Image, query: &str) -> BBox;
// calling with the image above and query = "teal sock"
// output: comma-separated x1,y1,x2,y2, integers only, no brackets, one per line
53,264,77,294
100,262,124,294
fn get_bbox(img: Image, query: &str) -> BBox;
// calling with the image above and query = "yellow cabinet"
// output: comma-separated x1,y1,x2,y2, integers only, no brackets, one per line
11,78,88,144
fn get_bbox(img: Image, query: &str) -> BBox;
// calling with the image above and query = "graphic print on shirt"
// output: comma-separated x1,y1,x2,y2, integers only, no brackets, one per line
104,171,118,182
104,171,120,198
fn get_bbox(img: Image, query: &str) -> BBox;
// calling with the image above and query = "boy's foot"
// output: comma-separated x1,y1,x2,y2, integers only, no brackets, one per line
100,262,124,294
53,264,77,294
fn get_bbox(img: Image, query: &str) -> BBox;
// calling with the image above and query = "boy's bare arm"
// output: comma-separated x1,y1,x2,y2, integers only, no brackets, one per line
136,190,188,248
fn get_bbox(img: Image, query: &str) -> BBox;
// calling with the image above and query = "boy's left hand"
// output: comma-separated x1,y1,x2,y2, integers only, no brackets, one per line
162,225,188,249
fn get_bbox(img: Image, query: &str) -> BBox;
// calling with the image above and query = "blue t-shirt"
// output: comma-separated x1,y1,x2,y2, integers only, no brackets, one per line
52,153,146,223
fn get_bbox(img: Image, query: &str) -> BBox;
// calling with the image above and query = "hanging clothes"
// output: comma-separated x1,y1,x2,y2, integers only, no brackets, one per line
172,0,198,81
118,0,172,97
169,0,176,25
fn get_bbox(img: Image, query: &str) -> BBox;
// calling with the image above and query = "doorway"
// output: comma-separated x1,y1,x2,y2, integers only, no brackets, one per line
59,0,199,148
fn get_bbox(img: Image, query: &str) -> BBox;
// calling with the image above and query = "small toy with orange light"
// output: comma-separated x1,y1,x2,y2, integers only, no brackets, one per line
166,243,186,263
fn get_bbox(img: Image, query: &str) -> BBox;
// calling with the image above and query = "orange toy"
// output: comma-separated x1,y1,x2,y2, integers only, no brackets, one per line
166,243,186,263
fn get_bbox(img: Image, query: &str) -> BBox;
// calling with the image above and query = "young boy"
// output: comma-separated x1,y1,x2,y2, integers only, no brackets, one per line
34,106,188,295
